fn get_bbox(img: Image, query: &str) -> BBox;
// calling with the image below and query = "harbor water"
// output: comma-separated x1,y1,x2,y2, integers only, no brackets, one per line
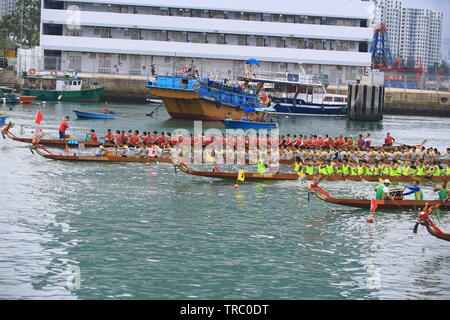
1,101,449,299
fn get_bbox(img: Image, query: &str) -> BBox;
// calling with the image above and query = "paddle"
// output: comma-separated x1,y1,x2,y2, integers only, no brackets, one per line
413,222,419,234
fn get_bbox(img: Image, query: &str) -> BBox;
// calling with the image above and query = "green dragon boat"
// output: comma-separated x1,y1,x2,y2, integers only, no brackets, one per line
20,75,104,102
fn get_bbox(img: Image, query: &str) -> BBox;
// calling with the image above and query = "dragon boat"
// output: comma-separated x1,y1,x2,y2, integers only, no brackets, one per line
308,183,450,211
176,163,300,181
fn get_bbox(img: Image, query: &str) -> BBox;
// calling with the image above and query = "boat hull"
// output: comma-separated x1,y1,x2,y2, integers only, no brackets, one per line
178,166,300,181
19,96,37,104
223,119,277,129
73,110,116,119
323,198,450,210
20,87,104,102
272,98,347,117
148,87,264,121
303,174,450,182
39,154,173,163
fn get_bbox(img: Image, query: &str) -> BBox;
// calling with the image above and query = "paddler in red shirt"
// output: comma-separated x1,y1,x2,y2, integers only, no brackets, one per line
347,135,355,147
384,132,395,146
285,134,293,147
85,129,98,142
316,136,324,147
357,135,365,148
101,129,114,144
58,116,69,139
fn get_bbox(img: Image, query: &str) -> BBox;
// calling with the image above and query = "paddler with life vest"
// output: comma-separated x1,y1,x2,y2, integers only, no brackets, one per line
284,157,304,173
375,179,392,200
257,158,268,174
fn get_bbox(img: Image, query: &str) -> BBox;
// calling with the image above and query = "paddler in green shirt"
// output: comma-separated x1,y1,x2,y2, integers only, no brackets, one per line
375,179,391,200
434,181,449,202
341,159,351,176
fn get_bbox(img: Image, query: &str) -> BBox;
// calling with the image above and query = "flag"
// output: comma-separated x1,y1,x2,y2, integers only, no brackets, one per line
65,143,70,154
237,169,245,182
370,198,378,212
35,111,43,125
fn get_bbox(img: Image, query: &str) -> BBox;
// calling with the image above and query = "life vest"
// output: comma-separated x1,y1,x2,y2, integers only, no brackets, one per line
326,164,335,175
342,165,350,175
373,166,380,176
318,166,328,175
402,166,410,176
305,165,314,175
417,166,425,176
433,165,441,176
350,166,358,176
294,162,302,173
257,159,266,174
357,166,365,176
365,166,374,176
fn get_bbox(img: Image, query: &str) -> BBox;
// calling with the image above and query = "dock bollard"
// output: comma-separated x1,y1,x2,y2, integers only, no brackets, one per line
347,84,385,122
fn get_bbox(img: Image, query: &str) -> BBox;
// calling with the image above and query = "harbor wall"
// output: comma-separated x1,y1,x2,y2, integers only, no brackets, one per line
328,85,450,117
2,70,450,116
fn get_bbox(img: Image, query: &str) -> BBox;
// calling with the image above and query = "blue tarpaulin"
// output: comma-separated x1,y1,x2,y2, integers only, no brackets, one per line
245,58,260,66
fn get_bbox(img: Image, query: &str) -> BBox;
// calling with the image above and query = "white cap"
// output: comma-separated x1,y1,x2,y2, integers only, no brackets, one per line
384,179,391,184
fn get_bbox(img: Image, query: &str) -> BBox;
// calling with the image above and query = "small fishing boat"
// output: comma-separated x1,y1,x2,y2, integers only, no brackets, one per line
73,110,116,119
19,96,37,104
176,163,300,181
20,74,104,102
308,183,450,211
223,119,278,129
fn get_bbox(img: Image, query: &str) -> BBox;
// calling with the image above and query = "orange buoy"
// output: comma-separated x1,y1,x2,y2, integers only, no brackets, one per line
366,216,374,223
233,184,240,189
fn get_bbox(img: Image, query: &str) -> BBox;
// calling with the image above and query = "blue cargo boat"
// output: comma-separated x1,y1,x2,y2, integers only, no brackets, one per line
73,110,116,119
147,68,348,120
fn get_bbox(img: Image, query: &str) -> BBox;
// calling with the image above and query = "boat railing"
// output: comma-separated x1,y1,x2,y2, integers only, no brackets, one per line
242,70,326,85
146,75,199,91
198,84,259,110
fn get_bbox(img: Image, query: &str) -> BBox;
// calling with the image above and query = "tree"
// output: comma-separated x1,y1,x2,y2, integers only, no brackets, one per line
0,0,41,47
427,61,450,82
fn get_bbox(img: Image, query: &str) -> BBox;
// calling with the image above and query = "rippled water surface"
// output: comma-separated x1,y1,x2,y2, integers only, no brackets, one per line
0,102,449,299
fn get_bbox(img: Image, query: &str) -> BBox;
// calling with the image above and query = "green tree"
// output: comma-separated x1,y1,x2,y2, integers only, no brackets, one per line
427,61,450,81
0,0,40,47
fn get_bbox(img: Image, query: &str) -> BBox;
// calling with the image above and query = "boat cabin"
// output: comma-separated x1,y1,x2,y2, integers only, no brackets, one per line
238,73,347,106
23,75,86,91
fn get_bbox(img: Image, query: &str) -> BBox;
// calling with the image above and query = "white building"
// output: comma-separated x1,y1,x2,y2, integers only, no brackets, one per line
373,0,443,68
39,0,374,85
0,0,17,16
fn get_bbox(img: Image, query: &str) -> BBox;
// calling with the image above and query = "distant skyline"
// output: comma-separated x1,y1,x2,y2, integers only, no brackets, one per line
402,0,450,39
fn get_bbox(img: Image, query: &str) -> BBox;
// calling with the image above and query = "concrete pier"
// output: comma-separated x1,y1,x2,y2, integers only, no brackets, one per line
347,84,385,121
